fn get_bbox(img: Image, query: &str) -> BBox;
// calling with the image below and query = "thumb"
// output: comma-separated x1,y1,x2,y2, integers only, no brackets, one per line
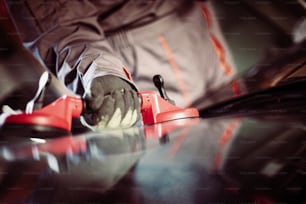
84,79,105,111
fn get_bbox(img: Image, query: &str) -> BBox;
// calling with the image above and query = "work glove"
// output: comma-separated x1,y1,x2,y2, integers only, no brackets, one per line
82,75,140,129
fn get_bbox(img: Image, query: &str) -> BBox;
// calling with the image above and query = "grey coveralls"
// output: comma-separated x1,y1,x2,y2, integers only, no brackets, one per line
8,0,238,108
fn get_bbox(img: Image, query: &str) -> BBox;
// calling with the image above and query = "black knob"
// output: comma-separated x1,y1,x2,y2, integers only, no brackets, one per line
153,75,175,105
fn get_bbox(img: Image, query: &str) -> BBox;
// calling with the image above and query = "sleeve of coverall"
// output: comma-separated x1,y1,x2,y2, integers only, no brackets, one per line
199,1,242,106
22,0,136,94
206,1,237,89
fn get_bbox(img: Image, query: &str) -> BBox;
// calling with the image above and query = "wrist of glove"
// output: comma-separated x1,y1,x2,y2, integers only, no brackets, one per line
82,75,140,129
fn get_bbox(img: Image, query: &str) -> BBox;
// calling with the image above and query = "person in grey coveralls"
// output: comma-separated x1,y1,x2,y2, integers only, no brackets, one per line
7,0,239,129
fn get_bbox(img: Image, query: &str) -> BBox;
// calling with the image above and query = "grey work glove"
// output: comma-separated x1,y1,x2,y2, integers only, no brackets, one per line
83,75,140,129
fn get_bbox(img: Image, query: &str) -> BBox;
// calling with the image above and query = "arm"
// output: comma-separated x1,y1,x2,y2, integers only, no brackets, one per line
9,0,140,128
17,0,134,92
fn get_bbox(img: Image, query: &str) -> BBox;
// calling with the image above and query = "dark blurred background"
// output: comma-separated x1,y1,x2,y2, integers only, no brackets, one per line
212,0,305,73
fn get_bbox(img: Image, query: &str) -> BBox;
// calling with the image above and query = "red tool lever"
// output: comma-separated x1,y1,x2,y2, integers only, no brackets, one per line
139,91,199,125
139,75,199,125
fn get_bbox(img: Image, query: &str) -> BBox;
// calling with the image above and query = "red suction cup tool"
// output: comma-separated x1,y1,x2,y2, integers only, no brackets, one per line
139,75,199,125
3,71,83,132
5,96,83,131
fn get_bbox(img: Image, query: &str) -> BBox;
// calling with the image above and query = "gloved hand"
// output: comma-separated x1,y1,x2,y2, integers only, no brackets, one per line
82,75,140,129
